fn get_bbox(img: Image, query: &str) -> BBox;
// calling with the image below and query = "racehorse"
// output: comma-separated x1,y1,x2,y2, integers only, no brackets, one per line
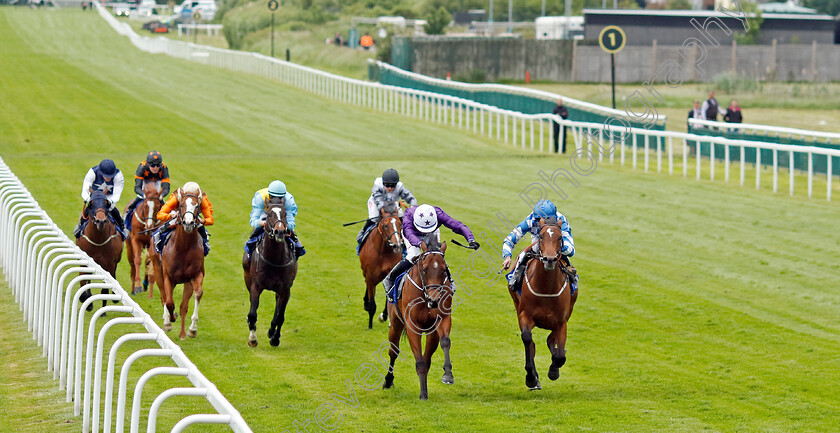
358,207,403,329
242,196,298,347
76,190,123,310
156,188,206,340
511,218,577,390
125,184,161,297
383,238,454,400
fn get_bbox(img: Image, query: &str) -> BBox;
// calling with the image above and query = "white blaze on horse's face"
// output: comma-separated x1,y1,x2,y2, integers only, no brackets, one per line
145,200,154,229
271,208,284,231
183,197,197,225
546,227,555,239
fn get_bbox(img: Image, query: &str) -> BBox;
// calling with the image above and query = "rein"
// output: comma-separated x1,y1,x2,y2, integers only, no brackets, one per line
377,215,403,250
81,232,120,247
404,251,451,308
257,203,294,268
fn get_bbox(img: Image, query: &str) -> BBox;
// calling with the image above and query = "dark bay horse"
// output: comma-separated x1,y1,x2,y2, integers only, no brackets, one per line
383,239,454,400
76,191,123,309
358,208,403,329
157,189,206,340
242,197,297,347
126,184,161,297
512,218,577,390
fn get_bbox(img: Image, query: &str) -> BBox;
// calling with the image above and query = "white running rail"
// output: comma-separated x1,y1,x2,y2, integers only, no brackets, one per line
94,2,838,200
688,118,840,145
0,157,252,433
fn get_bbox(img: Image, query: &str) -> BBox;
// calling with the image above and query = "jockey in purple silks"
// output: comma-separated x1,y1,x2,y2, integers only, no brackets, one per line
382,204,479,293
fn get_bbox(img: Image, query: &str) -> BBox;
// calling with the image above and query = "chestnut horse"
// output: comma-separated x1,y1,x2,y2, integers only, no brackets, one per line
383,238,454,400
359,207,403,329
125,184,161,297
242,197,298,347
511,218,577,390
156,188,206,340
76,190,123,309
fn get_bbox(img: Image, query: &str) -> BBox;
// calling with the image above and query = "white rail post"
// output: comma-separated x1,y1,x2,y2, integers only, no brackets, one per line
808,152,813,198
657,136,662,173
633,133,638,170
683,138,688,178
696,140,701,181
789,150,795,196
740,145,746,187
711,142,716,181
756,148,762,190
827,157,833,201
724,143,730,183
772,149,778,193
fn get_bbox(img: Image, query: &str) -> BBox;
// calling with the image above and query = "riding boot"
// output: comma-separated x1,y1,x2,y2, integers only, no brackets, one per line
74,214,85,238
290,230,305,258
561,255,579,292
383,258,413,296
357,219,374,243
124,197,141,231
198,226,210,255
509,255,530,293
110,208,128,238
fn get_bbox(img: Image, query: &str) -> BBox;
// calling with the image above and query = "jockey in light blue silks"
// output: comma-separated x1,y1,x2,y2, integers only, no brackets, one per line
501,200,578,294
244,180,305,262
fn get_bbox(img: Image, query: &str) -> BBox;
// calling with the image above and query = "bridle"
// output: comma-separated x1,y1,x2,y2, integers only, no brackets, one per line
82,197,119,246
178,192,203,232
377,212,403,251
405,251,451,309
257,202,295,268
536,222,563,266
134,197,159,231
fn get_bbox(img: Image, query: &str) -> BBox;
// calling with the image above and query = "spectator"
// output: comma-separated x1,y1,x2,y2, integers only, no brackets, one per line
724,99,742,124
552,98,569,153
333,32,343,46
687,99,704,131
701,91,725,122
360,33,374,50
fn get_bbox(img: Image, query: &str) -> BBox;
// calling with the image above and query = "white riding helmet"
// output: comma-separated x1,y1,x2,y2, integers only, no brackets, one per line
413,204,438,233
182,182,201,195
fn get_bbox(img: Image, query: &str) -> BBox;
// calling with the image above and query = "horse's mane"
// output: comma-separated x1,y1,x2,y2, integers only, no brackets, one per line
543,217,558,226
425,236,442,252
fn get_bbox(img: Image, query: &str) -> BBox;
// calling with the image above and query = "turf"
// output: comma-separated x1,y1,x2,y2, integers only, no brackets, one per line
1,8,839,433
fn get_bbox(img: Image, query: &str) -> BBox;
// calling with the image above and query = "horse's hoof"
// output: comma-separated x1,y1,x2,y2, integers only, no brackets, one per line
187,329,197,338
179,335,187,341
528,381,542,391
269,337,280,347
419,394,428,401
163,323,172,332
548,368,560,381
441,374,454,385
526,375,540,390
85,304,93,312
378,313,387,322
247,339,258,348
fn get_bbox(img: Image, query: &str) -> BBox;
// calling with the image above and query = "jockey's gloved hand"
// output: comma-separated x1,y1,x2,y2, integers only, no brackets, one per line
468,240,480,250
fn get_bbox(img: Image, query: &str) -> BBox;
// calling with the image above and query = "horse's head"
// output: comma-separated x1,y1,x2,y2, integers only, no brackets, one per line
138,184,162,230
264,196,289,242
142,183,161,201
177,188,203,233
379,207,403,253
537,217,563,271
416,239,449,309
87,191,111,231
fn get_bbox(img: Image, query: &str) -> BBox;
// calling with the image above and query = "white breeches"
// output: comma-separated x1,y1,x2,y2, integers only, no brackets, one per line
367,197,404,219
405,230,440,261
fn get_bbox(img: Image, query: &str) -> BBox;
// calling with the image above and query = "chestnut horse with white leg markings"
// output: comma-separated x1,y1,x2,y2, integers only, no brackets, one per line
511,218,577,391
383,238,454,400
76,190,123,310
243,196,298,347
359,207,403,329
126,183,161,297
155,188,207,340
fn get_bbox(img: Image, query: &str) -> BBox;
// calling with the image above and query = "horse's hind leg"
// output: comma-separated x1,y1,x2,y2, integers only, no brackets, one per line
382,306,403,389
547,324,568,381
364,277,377,329
268,290,290,347
179,282,193,340
519,314,540,390
247,286,260,348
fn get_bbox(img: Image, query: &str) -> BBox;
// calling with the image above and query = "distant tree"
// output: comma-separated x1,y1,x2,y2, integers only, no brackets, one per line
803,0,840,15
666,0,692,9
733,0,763,44
424,6,451,35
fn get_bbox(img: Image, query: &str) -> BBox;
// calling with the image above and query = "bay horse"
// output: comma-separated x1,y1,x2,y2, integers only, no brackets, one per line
383,238,454,400
157,188,206,340
358,207,403,329
511,218,577,390
76,190,123,310
125,183,161,297
242,197,298,347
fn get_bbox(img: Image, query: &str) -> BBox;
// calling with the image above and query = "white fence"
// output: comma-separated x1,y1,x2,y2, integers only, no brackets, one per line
688,118,840,146
95,2,839,200
0,157,252,433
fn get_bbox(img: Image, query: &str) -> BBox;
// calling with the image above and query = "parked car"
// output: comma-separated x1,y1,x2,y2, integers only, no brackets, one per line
112,2,133,17
173,0,216,21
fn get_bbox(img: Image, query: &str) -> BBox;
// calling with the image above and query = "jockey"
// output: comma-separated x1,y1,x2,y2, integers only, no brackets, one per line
74,159,126,238
382,204,479,294
124,151,171,230
501,199,577,293
154,181,214,253
245,180,305,259
357,168,417,244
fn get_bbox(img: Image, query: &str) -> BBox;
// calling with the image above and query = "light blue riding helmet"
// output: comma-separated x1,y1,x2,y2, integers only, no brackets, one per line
533,199,557,219
268,180,287,197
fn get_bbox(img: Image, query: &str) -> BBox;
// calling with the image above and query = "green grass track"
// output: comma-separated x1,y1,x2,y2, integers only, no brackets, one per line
1,8,839,433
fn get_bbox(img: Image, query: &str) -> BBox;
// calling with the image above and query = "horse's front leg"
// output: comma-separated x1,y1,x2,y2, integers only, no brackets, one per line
519,313,540,390
161,274,175,331
268,289,290,347
130,238,144,294
406,327,428,400
185,273,204,339
383,304,403,390
364,276,377,329
438,317,454,384
247,284,261,348
547,322,568,381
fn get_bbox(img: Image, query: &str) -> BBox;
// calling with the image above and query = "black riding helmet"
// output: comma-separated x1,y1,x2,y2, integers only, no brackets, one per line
382,168,399,187
146,151,163,166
